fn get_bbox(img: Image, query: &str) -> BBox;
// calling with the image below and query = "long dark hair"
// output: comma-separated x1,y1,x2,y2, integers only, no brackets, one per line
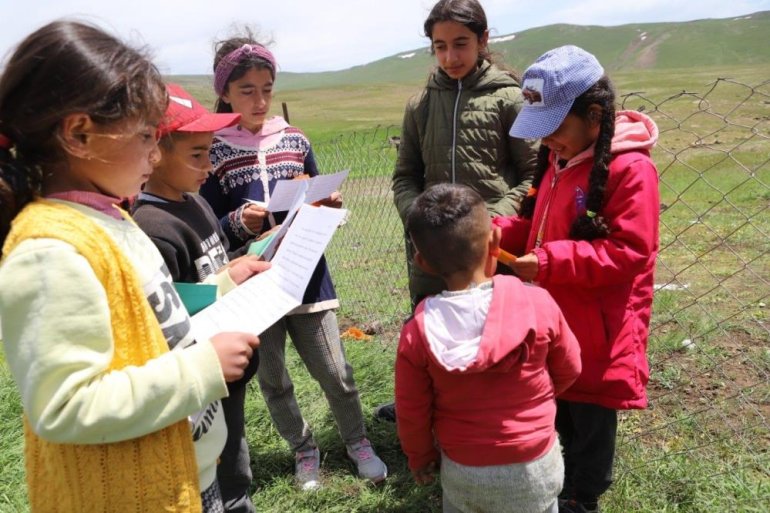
0,20,166,247
213,28,274,113
423,0,517,78
519,76,616,241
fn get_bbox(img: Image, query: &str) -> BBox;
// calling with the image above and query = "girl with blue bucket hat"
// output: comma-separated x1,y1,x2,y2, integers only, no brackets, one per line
493,45,661,513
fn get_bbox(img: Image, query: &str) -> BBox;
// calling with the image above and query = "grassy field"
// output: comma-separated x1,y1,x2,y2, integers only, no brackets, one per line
0,64,768,512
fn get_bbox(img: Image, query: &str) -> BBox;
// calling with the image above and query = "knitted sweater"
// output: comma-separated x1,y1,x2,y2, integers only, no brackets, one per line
202,117,338,312
0,199,229,511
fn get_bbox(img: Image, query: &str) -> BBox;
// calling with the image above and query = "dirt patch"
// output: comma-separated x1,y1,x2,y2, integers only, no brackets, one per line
617,32,671,70
647,329,770,443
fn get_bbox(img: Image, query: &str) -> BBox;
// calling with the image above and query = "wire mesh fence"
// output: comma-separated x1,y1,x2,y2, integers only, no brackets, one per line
315,77,769,509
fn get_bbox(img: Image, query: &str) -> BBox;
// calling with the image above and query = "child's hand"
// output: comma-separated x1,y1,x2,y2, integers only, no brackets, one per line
241,204,269,233
313,191,343,209
412,461,437,485
225,255,271,285
511,252,539,281
210,332,260,382
256,224,281,241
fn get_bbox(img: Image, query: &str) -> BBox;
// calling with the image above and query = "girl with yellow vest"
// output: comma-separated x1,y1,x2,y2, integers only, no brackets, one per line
0,21,261,512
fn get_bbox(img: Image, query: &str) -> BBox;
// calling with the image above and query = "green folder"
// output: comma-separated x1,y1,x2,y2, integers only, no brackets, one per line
174,282,217,315
247,232,277,257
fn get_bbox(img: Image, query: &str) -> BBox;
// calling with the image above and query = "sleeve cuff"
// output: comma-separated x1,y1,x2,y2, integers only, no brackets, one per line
533,247,549,283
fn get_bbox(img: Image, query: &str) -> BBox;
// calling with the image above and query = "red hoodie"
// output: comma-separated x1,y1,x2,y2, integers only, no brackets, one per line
493,110,660,410
395,275,581,470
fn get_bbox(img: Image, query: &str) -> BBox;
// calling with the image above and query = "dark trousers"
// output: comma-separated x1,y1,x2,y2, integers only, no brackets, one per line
217,352,260,513
555,399,617,503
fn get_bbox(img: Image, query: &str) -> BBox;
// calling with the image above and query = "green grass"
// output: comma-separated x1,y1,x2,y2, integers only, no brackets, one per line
1,64,769,511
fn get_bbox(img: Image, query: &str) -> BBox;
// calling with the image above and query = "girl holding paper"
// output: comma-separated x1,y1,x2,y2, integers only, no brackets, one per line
201,30,387,493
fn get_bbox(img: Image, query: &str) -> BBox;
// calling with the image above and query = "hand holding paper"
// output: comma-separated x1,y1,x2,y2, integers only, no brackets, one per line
209,331,260,382
241,202,269,233
192,204,348,341
266,170,349,212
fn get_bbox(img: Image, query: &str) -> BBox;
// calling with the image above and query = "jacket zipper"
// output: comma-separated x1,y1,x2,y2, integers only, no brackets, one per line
535,173,561,248
451,79,463,184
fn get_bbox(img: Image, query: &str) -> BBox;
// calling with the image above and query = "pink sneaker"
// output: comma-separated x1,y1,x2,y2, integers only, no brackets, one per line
295,447,321,491
346,438,387,484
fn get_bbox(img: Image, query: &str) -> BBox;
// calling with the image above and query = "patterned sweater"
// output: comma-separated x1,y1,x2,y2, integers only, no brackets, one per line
202,116,338,313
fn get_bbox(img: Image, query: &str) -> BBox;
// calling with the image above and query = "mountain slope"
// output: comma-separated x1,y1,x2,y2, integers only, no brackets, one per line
275,11,770,91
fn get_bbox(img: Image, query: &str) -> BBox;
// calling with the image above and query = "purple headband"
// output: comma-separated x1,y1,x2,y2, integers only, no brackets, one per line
214,44,277,96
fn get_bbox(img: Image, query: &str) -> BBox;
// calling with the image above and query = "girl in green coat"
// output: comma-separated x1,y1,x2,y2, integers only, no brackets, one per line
391,0,537,306
377,0,537,424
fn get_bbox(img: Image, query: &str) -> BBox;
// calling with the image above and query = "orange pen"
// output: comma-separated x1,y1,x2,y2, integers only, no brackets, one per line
497,248,517,267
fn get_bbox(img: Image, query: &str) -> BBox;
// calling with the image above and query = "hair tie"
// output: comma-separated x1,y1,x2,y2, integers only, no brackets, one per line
526,187,538,197
214,44,277,97
585,210,597,219
0,133,13,150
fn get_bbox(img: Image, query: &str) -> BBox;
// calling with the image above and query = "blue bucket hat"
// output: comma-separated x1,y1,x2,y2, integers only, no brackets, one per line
509,45,604,139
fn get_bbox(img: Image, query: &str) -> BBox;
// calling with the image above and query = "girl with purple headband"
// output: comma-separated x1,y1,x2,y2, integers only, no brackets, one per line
200,31,387,500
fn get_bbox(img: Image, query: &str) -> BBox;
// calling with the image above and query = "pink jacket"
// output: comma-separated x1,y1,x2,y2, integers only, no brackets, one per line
493,110,660,410
395,275,581,470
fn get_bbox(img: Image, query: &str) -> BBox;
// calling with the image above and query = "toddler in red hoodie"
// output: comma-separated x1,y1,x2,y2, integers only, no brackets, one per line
395,183,581,513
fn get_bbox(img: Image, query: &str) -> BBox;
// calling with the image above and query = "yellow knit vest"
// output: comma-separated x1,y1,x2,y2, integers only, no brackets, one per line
3,200,202,513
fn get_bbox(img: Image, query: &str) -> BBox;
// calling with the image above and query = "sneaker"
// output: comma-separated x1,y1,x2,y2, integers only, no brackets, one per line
560,499,600,513
373,402,397,423
346,438,387,484
295,447,321,491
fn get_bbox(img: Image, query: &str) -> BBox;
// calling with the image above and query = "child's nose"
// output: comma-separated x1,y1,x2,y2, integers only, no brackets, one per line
149,144,161,164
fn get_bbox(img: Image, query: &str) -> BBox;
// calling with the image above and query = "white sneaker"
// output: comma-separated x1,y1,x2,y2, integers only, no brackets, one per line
346,438,387,484
295,447,321,491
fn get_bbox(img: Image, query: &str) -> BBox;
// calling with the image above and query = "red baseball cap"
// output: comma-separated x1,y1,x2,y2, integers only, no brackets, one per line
158,83,240,137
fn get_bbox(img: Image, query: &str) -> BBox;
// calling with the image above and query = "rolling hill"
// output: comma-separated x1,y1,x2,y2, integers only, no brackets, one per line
272,11,770,91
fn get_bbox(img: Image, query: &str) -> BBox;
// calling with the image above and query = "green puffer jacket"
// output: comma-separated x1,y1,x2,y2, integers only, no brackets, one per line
392,60,537,223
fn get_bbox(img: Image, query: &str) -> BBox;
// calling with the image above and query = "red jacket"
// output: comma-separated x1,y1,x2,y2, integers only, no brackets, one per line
493,110,660,410
395,275,581,470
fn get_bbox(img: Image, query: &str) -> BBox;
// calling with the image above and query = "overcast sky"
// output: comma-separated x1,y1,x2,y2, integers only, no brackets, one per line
2,0,769,74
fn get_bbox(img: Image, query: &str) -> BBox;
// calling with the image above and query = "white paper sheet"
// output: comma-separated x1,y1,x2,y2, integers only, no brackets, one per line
259,180,309,261
265,170,349,212
191,204,348,340
305,170,350,204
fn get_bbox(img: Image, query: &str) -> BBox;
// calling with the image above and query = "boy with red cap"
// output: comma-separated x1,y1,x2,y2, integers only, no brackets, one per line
133,83,270,512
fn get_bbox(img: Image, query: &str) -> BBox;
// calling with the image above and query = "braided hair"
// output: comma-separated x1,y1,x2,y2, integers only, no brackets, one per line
519,76,615,241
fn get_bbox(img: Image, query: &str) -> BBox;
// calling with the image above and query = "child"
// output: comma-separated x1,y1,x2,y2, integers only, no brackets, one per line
493,45,660,513
132,83,271,513
0,21,260,512
200,32,387,490
395,183,582,513
379,0,539,423
391,0,538,308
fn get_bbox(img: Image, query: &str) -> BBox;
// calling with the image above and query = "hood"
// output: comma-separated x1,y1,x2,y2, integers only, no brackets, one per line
214,116,290,150
428,60,520,92
611,110,658,153
420,275,537,374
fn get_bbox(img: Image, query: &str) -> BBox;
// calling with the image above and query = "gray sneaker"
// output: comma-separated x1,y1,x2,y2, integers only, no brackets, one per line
346,438,387,484
295,447,321,491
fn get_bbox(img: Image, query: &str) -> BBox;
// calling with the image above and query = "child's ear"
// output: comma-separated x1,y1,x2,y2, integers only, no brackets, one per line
414,250,438,276
479,29,490,49
59,113,94,159
587,104,603,129
484,227,502,278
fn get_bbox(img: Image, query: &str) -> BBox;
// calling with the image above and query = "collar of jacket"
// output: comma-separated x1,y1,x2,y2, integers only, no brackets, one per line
428,59,518,91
